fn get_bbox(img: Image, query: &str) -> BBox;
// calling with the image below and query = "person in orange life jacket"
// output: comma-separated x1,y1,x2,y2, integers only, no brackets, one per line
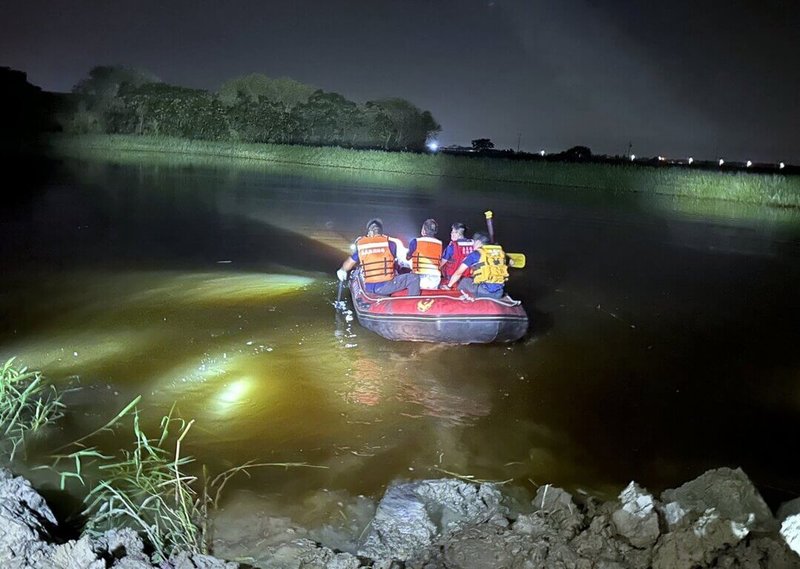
406,218,443,289
443,231,508,299
337,218,421,296
441,222,474,280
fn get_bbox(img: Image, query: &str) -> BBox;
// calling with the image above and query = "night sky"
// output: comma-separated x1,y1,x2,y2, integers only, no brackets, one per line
3,0,798,162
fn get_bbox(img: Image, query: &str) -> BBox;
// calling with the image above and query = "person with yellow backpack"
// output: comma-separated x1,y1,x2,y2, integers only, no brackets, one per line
442,231,508,299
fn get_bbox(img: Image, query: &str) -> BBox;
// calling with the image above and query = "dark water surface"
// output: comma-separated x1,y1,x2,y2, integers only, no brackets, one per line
2,157,800,526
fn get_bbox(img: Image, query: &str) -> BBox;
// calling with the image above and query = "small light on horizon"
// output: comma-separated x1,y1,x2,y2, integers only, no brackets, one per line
719,158,725,166
688,157,694,164
746,160,752,167
539,150,546,156
779,162,785,169
630,154,636,161
658,156,665,161
427,141,439,152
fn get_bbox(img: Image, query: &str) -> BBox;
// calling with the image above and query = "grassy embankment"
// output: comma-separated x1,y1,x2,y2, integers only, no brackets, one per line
49,134,800,207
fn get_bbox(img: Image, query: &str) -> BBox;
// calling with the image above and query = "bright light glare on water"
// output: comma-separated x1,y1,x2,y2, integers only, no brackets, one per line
216,378,253,413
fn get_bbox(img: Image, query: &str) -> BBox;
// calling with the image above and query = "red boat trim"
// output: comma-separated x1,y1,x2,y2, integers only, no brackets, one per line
358,285,523,308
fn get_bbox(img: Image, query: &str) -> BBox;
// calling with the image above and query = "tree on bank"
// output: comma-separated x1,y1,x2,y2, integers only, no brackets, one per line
224,95,286,142
217,73,316,109
367,98,441,151
65,66,441,151
107,83,228,140
290,90,360,145
72,65,160,115
471,138,495,151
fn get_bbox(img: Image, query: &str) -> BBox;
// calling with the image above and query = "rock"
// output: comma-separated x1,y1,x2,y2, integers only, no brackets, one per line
114,559,158,569
358,484,436,561
659,500,688,529
0,469,58,526
0,468,57,567
653,508,755,569
413,478,506,529
611,482,660,548
781,514,800,557
533,484,575,513
96,528,150,564
49,535,105,569
257,538,361,569
715,535,800,568
170,551,239,569
357,479,504,561
417,524,545,569
571,514,652,569
512,512,560,541
513,484,584,542
660,467,775,533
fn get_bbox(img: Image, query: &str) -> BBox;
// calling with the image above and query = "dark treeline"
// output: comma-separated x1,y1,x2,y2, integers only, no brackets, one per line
61,66,441,151
0,67,62,151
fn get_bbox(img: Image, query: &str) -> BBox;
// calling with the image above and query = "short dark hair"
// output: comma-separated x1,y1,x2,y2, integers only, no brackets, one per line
422,218,438,236
451,222,467,234
366,218,383,233
472,231,490,244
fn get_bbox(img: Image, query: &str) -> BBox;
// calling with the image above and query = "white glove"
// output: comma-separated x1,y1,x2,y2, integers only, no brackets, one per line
336,268,348,282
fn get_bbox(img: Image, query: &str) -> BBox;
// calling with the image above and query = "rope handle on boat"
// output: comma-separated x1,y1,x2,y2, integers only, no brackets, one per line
371,291,517,306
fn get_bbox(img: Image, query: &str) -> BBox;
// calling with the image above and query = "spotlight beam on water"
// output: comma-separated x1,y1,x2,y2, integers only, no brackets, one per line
0,270,316,381
130,272,315,305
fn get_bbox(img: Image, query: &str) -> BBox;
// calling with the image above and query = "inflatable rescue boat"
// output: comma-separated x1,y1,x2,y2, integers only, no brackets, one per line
348,269,528,344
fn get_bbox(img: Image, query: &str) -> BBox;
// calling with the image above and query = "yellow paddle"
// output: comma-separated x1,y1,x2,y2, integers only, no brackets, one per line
484,210,526,269
506,252,526,268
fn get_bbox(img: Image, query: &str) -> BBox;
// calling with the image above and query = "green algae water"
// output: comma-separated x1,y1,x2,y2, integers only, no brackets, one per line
2,156,800,529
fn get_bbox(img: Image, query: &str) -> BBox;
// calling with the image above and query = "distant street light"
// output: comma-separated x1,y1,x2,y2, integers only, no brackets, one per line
427,141,439,152
539,150,546,156
746,160,752,167
780,162,785,169
688,157,694,164
719,159,725,166
658,156,665,161
630,154,636,161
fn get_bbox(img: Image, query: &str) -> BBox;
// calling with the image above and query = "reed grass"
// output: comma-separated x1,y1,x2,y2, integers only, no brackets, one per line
48,399,326,561
48,134,800,207
0,358,64,462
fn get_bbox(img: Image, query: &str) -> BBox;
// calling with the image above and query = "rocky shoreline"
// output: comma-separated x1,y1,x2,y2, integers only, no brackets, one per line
2,467,799,568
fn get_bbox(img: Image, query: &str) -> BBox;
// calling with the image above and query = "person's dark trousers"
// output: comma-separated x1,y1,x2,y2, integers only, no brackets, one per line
373,273,421,296
458,277,503,299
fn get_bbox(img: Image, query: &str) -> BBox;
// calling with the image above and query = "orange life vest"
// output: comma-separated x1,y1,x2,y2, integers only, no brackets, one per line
411,237,443,277
356,235,396,283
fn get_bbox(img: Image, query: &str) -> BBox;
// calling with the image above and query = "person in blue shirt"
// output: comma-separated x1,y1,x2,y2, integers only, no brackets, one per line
406,218,443,290
442,231,508,299
337,219,421,296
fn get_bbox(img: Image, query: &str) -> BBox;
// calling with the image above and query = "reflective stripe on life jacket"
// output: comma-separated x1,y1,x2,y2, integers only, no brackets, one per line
356,235,395,283
472,245,509,285
411,237,443,277
442,239,474,278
